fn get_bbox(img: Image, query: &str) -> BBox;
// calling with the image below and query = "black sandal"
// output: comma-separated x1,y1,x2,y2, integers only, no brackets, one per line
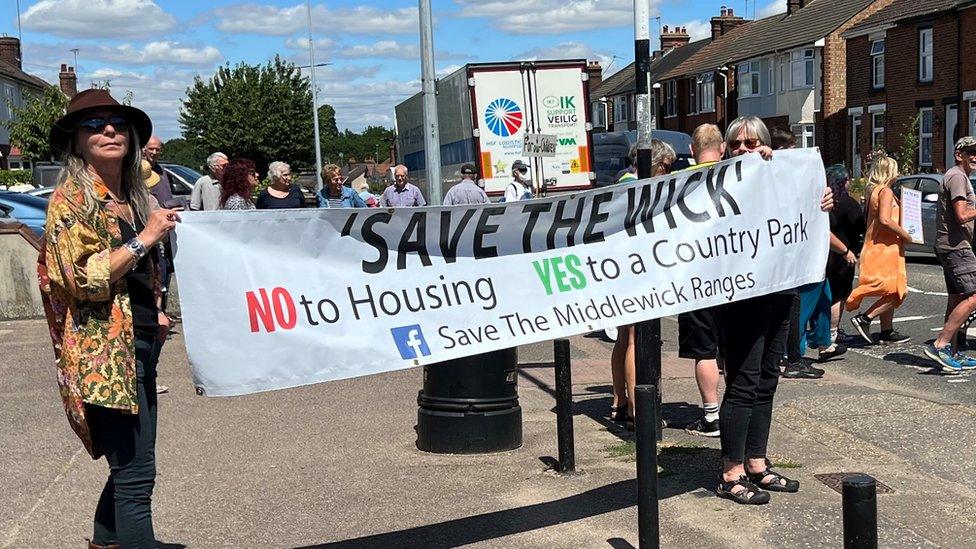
609,404,630,423
717,475,770,505
747,468,800,492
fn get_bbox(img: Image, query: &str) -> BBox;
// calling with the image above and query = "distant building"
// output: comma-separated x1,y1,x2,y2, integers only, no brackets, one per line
0,36,53,170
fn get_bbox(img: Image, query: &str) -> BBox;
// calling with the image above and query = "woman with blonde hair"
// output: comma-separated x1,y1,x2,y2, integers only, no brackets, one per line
846,155,912,344
317,163,366,208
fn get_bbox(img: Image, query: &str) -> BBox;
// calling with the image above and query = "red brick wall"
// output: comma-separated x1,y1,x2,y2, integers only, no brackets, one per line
961,9,976,139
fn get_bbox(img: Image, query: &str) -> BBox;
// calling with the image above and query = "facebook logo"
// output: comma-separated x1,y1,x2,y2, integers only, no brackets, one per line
390,325,431,359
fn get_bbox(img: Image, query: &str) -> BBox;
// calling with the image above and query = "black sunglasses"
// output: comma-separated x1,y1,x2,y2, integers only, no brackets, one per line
76,116,130,133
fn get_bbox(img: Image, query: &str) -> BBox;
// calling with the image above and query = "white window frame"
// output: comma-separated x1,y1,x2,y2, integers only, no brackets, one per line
592,101,606,127
664,80,677,118
2,84,14,118
791,123,815,149
919,107,933,167
767,60,774,95
871,39,885,88
919,28,933,82
698,73,715,113
871,111,885,150
613,95,629,123
790,49,815,89
688,77,698,114
778,55,786,93
738,61,760,97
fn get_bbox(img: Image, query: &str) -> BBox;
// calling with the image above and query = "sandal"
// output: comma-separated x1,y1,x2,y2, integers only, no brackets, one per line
747,468,800,492
609,404,630,423
717,475,770,505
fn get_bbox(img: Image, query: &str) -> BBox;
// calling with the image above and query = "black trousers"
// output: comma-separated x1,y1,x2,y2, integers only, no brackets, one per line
786,293,802,363
87,332,159,548
716,294,791,462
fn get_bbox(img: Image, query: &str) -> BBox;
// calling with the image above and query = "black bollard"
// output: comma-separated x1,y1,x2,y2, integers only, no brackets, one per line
416,348,522,454
842,474,878,549
635,384,660,549
633,321,663,441
553,339,575,473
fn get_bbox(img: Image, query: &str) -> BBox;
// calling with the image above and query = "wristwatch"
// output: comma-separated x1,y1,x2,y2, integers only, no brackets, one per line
123,237,148,264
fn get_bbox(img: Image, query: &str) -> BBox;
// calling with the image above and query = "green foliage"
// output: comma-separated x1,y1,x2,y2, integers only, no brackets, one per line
159,138,206,171
0,169,34,186
3,86,68,163
895,113,920,175
179,56,315,172
328,125,396,164
849,177,868,202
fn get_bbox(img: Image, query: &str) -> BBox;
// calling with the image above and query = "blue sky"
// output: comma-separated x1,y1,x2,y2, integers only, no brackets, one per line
4,0,787,140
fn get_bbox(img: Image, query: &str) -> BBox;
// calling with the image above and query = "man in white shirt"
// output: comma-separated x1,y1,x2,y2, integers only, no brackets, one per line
504,159,533,202
190,152,228,211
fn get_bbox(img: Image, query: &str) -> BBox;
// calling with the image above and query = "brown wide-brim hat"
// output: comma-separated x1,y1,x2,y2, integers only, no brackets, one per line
49,88,153,154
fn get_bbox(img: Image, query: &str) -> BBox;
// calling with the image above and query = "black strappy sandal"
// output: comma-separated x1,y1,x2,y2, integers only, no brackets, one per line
609,404,630,423
747,468,800,492
717,475,770,505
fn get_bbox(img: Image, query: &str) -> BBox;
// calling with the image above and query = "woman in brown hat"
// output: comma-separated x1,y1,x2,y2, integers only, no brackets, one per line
39,88,180,548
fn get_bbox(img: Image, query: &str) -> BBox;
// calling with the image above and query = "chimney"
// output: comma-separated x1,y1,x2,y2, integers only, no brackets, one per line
59,64,78,98
0,36,22,69
586,61,603,90
660,25,691,51
787,0,805,15
710,5,747,41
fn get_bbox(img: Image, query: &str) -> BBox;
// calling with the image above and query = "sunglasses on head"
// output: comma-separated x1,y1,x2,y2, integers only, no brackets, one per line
729,138,761,150
76,116,130,133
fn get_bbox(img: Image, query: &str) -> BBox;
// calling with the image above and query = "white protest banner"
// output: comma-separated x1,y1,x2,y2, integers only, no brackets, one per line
900,187,925,244
174,149,829,397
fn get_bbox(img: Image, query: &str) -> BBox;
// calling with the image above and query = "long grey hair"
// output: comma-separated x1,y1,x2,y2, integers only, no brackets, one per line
56,126,153,226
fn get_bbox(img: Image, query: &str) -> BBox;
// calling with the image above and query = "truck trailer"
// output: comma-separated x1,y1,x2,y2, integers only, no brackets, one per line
395,60,596,200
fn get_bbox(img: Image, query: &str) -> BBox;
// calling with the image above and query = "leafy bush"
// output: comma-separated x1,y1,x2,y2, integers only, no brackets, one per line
0,169,34,186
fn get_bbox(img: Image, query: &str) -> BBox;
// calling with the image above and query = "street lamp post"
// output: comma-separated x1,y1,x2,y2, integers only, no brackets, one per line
306,0,323,193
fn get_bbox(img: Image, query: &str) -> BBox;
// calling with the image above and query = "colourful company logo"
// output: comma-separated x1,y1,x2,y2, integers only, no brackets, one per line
484,98,523,137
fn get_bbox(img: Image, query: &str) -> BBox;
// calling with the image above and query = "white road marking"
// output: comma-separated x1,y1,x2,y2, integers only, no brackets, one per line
907,286,948,296
890,315,936,323
947,379,970,383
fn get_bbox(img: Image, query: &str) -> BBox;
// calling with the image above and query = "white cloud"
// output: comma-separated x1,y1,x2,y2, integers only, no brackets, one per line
21,0,175,38
436,64,463,77
454,0,660,34
211,3,418,36
680,20,712,42
284,37,337,53
340,41,420,59
516,42,614,67
758,0,787,18
318,80,421,131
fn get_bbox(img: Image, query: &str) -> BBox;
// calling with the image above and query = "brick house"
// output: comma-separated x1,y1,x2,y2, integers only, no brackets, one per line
844,0,976,177
0,37,52,170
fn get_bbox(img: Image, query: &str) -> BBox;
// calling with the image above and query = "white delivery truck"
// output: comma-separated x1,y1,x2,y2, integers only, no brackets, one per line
395,60,595,200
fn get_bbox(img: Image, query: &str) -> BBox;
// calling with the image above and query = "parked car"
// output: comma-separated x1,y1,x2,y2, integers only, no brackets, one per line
0,190,48,236
26,187,55,199
159,163,203,208
892,172,976,255
592,129,694,187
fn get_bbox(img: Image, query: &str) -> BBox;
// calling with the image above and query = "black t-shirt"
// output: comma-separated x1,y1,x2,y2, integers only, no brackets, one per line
119,216,159,331
829,194,866,259
255,186,305,209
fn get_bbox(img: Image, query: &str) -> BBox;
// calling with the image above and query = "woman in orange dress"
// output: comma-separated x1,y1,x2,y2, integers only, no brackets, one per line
846,156,913,344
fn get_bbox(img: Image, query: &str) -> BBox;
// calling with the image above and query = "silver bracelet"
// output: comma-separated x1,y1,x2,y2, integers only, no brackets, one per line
123,237,148,264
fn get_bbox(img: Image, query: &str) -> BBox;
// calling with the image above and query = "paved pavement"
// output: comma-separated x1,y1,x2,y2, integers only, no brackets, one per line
3,258,976,548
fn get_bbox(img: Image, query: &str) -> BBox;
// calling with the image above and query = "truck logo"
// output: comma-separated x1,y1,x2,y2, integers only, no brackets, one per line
484,98,523,137
543,95,576,109
558,137,577,145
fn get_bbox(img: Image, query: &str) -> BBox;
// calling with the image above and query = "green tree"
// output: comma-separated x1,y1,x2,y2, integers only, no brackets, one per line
895,114,920,175
179,56,315,170
4,86,68,162
317,104,340,161
160,137,206,170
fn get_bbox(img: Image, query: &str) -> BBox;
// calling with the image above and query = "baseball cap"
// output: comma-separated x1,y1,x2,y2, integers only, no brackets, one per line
955,136,976,151
460,163,477,176
511,159,529,173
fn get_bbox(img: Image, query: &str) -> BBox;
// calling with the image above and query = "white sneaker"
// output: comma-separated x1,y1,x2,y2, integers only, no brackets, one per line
604,326,618,341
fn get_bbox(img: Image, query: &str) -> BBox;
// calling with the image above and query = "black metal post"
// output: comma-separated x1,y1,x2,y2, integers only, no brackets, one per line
842,474,878,549
635,384,660,549
553,339,575,473
633,321,663,441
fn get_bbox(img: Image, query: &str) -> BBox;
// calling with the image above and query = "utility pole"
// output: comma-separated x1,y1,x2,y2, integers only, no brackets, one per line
306,0,323,193
15,0,22,44
634,0,662,546
418,0,442,204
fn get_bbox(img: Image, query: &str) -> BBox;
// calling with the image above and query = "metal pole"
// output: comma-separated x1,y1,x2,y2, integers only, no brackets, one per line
553,339,575,473
635,385,660,548
419,0,442,205
306,0,323,193
842,475,878,549
15,0,22,44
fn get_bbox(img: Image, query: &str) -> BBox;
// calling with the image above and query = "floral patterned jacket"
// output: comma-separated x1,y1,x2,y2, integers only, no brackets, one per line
38,175,160,459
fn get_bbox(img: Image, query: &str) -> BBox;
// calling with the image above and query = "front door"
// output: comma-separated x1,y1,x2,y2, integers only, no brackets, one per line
851,114,862,178
946,104,958,170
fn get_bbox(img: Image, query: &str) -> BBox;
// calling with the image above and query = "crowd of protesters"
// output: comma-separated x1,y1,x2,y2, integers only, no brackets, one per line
35,86,976,547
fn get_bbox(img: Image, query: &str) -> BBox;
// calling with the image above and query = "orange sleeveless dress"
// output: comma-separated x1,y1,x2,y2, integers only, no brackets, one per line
846,185,907,310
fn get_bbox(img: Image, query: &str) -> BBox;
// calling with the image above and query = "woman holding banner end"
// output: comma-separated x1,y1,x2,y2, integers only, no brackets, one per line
39,89,179,548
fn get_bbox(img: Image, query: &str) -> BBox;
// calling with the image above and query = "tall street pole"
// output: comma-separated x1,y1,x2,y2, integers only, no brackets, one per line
306,0,323,193
634,0,662,546
419,0,442,204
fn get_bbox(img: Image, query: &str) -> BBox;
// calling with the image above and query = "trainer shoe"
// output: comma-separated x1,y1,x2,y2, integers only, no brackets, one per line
781,359,825,379
818,343,848,362
953,352,976,370
685,415,720,437
850,313,872,344
879,330,910,344
924,343,964,374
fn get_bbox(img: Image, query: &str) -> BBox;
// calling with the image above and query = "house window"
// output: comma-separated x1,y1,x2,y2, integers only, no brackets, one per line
737,62,760,97
779,56,786,92
871,112,885,150
665,80,677,117
688,78,698,114
592,101,606,127
871,39,885,88
791,49,815,89
791,124,815,148
918,28,933,82
767,60,774,95
919,107,933,166
2,84,14,118
698,73,715,113
614,96,629,123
